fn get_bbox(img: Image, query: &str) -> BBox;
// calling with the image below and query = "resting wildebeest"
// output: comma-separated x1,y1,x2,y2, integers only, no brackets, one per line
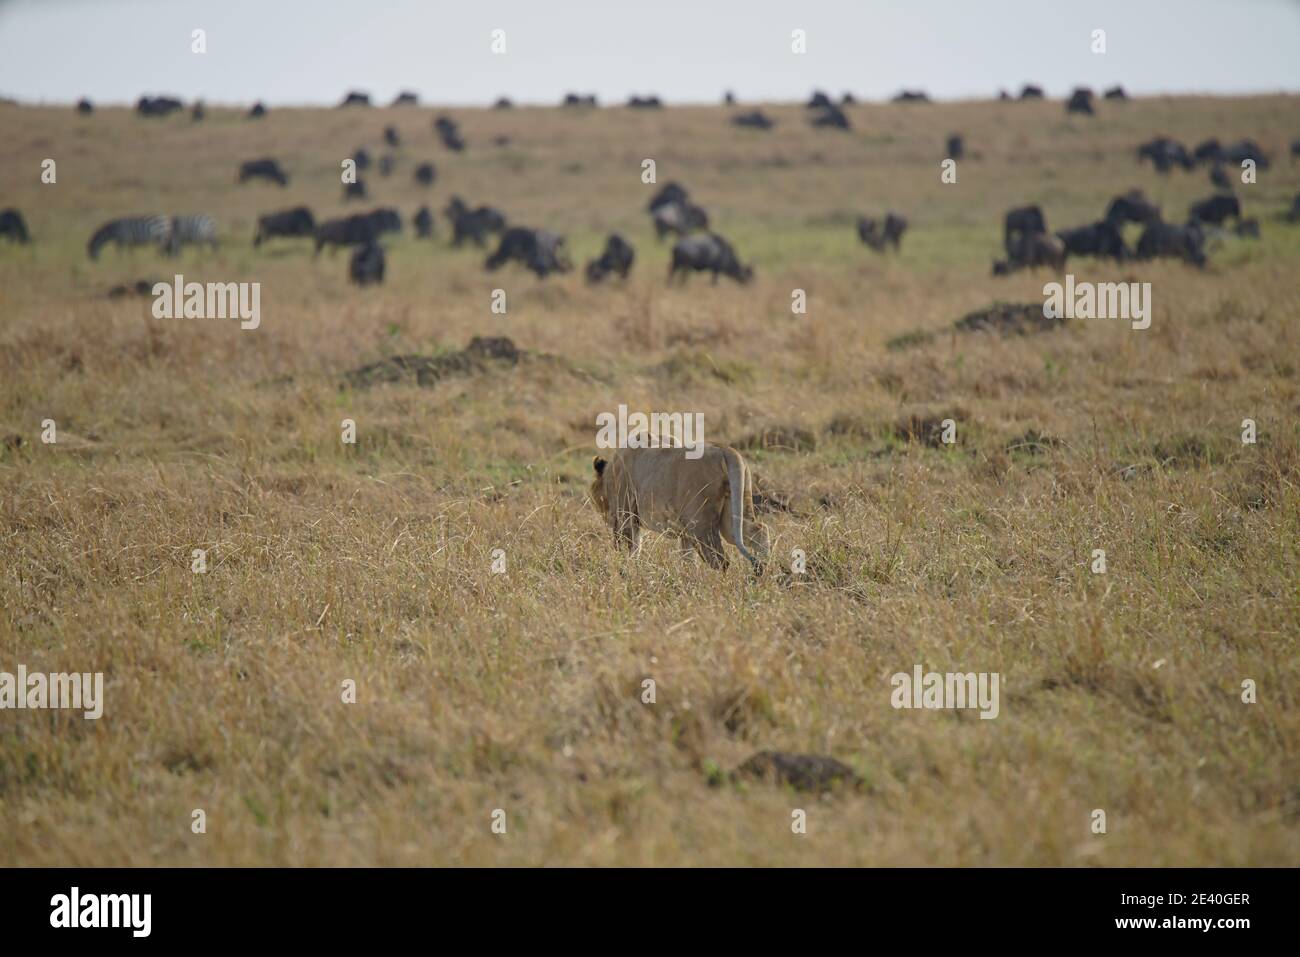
1137,221,1206,267
349,243,385,286
586,234,635,283
77,98,93,115
1189,194,1241,226
254,207,315,246
239,158,289,187
485,227,571,278
946,134,964,160
0,208,31,243
653,200,710,240
340,91,371,107
1105,189,1161,226
1066,88,1094,115
414,162,436,186
445,196,507,246
857,213,907,252
1138,136,1193,173
668,234,753,285
1004,205,1047,258
993,232,1066,274
811,105,850,130
247,101,267,119
384,125,401,147
1019,84,1045,99
413,206,434,238
733,111,774,130
1057,221,1129,262
343,178,368,201
1104,86,1128,101
136,95,183,117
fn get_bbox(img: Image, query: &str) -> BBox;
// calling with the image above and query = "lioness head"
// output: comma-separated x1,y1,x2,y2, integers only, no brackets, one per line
589,456,610,516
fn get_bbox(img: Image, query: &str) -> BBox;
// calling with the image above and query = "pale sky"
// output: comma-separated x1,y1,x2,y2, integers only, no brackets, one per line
2,0,1298,107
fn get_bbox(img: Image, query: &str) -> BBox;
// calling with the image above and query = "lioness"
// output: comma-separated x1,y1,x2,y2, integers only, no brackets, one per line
590,445,768,571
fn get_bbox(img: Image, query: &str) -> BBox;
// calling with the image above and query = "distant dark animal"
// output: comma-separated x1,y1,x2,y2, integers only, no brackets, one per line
494,97,513,109
414,162,436,186
1137,221,1206,267
585,233,635,282
1138,136,1193,173
107,279,159,299
413,206,434,238
1019,85,1044,99
314,209,400,256
191,102,205,122
563,93,598,107
807,91,833,109
445,196,507,246
485,227,571,278
947,134,964,160
998,89,1012,101
1223,138,1270,170
1066,88,1094,115
254,206,315,246
378,155,395,177
384,126,401,147
1056,221,1128,261
392,91,419,106
627,95,662,109
136,95,183,117
87,215,170,260
344,178,368,201
165,214,218,255
247,102,267,119
857,213,908,252
349,242,385,286
647,182,690,214
811,105,850,129
77,98,93,115
1007,232,1066,271
1189,194,1241,226
434,116,465,152
1105,189,1161,226
365,208,402,238
1287,195,1300,223
1209,164,1231,190
1103,86,1128,101
1193,138,1224,164
239,158,289,186
352,148,371,171
0,208,31,243
668,233,753,285
1291,139,1300,161
724,91,736,106
340,91,371,107
1004,205,1047,257
893,90,930,103
653,200,709,240
732,110,773,130
841,92,856,105
1236,218,1260,239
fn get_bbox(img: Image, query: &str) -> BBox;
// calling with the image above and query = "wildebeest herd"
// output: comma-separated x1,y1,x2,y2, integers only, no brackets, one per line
5,89,1299,292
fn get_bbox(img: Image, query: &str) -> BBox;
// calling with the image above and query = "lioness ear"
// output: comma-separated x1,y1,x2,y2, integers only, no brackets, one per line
592,456,607,476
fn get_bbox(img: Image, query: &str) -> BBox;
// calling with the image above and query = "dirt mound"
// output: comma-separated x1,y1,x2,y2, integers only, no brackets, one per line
344,336,524,388
725,751,863,792
731,425,817,453
953,301,1065,336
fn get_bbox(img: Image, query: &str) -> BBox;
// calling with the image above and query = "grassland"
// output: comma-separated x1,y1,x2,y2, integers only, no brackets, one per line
0,94,1298,866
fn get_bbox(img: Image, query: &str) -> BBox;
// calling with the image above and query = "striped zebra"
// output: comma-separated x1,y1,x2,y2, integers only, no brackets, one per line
86,215,170,260
165,214,218,255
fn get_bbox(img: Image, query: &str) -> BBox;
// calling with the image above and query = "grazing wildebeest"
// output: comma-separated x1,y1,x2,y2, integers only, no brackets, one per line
349,243,385,285
344,178,368,201
314,209,400,256
366,208,402,238
384,126,401,147
1138,136,1193,173
165,214,218,255
653,200,710,240
807,91,833,109
1105,189,1161,226
494,97,513,109
239,158,289,186
811,105,850,129
586,234,635,283
647,182,690,214
563,93,598,107
1209,164,1231,190
434,116,465,151
414,162,436,186
857,213,908,252
893,90,930,103
485,227,571,278
247,101,267,119
1193,138,1224,164
1104,86,1128,100
946,134,964,160
1137,221,1206,267
996,232,1066,272
87,215,170,260
352,148,371,171
732,110,774,130
1066,88,1095,115
340,91,371,107
136,95,183,117
413,206,434,238
1004,205,1048,258
1057,221,1129,262
77,98,93,115
627,95,662,108
392,91,419,106
668,234,753,285
254,207,315,246
445,196,507,246
1223,138,1270,170
1189,194,1241,226
1019,84,1044,99
0,208,31,243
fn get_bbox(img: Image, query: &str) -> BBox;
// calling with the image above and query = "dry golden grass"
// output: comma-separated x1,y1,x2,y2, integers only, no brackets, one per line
0,95,1298,866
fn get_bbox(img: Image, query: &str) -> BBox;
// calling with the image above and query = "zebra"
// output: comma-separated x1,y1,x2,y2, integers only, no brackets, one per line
165,214,218,255
87,215,170,260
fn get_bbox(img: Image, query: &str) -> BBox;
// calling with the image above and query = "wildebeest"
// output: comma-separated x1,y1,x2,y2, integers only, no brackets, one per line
724,90,737,105
0,208,31,243
1223,138,1270,170
392,91,419,106
384,125,401,147
343,178,368,201
349,242,385,286
1105,189,1161,226
1138,136,1193,173
1209,164,1231,190
247,101,267,119
841,92,856,105
893,90,930,103
627,95,662,109
165,214,218,255
1194,138,1224,164
811,104,850,130
807,91,833,109
1287,195,1300,223
434,116,465,152
445,196,507,246
585,234,635,283
1019,84,1045,99
76,98,93,115
413,206,434,238
1066,88,1095,115
563,93,598,107
1004,205,1047,258
340,91,371,107
485,227,571,278
647,182,690,214
1103,86,1128,101
857,213,908,252
994,232,1066,273
254,207,315,246
653,200,710,240
314,209,401,255
732,110,774,130
239,158,289,187
414,162,436,186
494,97,514,109
378,155,395,177
668,233,753,285
87,215,170,260
1189,194,1241,226
1137,221,1206,267
136,95,183,117
352,148,371,171
946,134,964,160
191,101,205,122
1057,221,1129,262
